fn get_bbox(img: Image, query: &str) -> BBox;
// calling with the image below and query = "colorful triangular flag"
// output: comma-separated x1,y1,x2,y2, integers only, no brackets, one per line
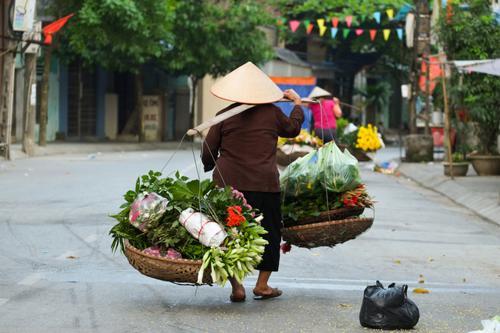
355,29,364,36
360,15,366,22
289,20,300,32
343,29,350,38
345,16,353,27
317,18,325,27
319,25,327,36
303,19,310,28
306,23,314,35
373,11,381,24
383,29,391,41
369,29,377,41
331,17,339,28
386,9,394,20
396,28,403,40
331,28,339,38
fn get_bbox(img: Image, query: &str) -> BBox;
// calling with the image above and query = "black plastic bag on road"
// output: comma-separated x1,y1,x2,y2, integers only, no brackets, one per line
359,281,420,330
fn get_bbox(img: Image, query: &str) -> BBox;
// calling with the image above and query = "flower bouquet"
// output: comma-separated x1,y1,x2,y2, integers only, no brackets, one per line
280,142,374,249
277,129,324,166
110,171,268,286
337,122,384,161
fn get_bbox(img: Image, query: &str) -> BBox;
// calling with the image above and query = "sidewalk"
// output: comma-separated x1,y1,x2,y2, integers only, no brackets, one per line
4,141,191,160
398,162,500,227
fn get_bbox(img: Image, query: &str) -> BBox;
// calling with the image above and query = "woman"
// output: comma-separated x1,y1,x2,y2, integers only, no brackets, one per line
201,62,304,302
308,86,342,143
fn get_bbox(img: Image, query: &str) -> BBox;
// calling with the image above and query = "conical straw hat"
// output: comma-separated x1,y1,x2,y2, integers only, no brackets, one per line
308,86,332,99
210,62,284,104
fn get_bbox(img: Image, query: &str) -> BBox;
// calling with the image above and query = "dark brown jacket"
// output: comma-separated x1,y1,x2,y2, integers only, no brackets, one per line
201,103,304,192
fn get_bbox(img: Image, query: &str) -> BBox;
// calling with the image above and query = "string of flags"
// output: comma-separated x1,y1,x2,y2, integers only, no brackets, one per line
279,8,405,42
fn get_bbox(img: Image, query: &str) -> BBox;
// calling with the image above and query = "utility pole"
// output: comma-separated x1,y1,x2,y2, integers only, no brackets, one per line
22,52,37,155
0,0,16,160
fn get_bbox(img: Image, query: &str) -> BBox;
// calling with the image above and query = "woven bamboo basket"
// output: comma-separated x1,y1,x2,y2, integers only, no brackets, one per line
292,206,365,226
282,217,373,248
124,241,212,285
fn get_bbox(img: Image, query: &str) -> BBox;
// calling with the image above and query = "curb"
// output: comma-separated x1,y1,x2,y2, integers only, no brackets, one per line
398,164,500,228
3,141,194,161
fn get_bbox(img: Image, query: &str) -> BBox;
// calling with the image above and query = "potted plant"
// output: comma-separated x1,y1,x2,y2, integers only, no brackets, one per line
443,152,469,177
437,0,500,175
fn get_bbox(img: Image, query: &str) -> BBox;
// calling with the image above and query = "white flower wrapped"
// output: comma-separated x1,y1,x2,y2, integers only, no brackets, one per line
179,208,227,247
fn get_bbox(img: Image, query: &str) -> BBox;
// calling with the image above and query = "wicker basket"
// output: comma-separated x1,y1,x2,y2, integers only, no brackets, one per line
124,242,212,285
276,149,309,166
282,217,374,249
292,206,365,226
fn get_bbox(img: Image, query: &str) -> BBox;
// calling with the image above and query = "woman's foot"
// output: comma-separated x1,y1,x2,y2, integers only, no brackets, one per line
229,285,246,303
252,286,282,300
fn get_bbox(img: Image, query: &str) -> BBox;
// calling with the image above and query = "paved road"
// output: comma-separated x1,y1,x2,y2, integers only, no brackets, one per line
0,148,499,333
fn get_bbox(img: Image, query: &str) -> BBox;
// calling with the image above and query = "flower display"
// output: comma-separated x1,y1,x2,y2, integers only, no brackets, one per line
340,184,373,208
278,129,324,148
110,171,268,286
355,124,383,152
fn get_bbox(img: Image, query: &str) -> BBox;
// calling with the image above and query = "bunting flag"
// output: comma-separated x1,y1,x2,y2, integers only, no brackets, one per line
369,29,377,41
383,29,391,40
396,28,403,40
386,8,394,20
355,29,364,36
331,27,338,38
43,13,74,44
331,17,339,28
319,25,327,36
306,23,314,34
345,15,353,27
317,18,325,27
373,11,381,24
303,19,310,28
289,20,300,32
343,29,350,38
277,18,287,26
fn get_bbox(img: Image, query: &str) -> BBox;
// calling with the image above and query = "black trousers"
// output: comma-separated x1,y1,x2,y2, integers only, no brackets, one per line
315,128,337,144
242,191,282,272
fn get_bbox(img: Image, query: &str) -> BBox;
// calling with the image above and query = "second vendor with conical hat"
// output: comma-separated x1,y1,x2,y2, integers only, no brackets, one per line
201,62,304,302
308,86,343,143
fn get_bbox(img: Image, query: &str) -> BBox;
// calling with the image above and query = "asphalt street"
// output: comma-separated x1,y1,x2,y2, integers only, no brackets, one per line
0,147,499,333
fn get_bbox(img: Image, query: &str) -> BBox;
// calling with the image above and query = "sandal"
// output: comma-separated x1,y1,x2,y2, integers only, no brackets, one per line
253,288,282,300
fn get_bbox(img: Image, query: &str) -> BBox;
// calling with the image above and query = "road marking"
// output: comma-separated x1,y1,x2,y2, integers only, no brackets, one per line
57,250,78,260
18,273,44,286
84,234,98,243
0,298,9,306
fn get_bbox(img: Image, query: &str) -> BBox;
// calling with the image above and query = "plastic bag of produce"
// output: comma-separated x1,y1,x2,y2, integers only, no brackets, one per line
179,208,227,247
359,281,420,330
317,142,361,193
129,192,169,231
280,150,319,196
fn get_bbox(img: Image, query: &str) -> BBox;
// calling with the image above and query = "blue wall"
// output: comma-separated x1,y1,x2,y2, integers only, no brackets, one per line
274,83,315,130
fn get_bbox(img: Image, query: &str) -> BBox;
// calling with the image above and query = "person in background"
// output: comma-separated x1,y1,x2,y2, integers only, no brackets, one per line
308,86,342,143
201,62,304,302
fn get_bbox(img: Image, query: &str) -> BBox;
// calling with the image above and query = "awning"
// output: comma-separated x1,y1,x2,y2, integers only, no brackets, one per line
454,59,500,76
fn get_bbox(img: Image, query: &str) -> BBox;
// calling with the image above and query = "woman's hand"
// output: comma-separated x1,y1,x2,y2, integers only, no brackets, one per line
284,89,302,106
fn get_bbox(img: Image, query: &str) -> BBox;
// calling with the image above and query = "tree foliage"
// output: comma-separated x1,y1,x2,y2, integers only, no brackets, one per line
438,0,500,154
162,0,275,80
53,0,174,72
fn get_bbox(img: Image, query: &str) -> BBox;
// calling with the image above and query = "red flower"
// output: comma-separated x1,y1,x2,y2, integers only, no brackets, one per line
281,242,292,254
226,205,246,227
